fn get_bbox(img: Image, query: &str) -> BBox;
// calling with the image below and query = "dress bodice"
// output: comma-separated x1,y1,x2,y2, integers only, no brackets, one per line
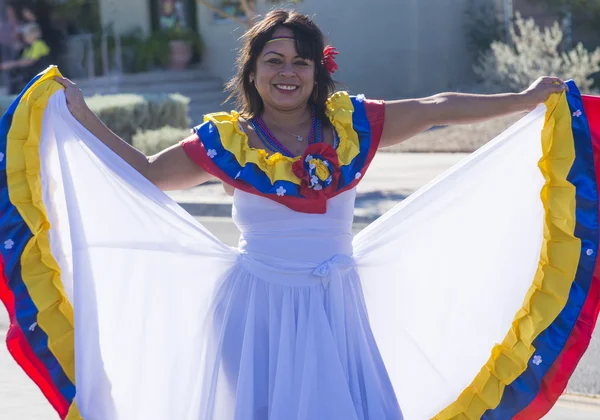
232,188,356,264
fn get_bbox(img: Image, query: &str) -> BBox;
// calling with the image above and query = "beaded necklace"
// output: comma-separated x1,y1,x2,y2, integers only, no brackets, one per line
250,107,324,157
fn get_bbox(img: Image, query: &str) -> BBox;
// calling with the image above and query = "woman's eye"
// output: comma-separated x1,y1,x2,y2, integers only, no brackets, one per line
295,61,309,66
267,58,282,65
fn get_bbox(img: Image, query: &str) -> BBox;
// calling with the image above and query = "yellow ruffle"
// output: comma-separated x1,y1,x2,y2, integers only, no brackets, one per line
204,111,300,184
325,91,360,166
204,91,361,185
7,66,82,419
434,92,580,419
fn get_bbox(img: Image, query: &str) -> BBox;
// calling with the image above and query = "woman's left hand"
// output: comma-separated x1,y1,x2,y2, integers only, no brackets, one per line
521,76,568,110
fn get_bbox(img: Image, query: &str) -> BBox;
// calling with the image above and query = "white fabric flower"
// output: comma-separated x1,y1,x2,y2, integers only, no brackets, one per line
310,175,319,185
4,239,14,249
29,322,37,332
313,184,323,191
309,162,316,170
206,149,217,159
355,172,362,180
276,186,286,196
356,94,366,103
0,152,4,162
587,248,594,256
305,154,313,163
532,355,543,366
573,109,582,118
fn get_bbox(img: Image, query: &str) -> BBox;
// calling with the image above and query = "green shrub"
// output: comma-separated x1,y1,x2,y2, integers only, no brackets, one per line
0,92,190,143
85,93,190,142
475,13,600,93
132,126,193,155
463,0,506,62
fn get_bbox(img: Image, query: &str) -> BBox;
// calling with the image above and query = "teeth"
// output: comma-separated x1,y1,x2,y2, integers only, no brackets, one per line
275,85,298,91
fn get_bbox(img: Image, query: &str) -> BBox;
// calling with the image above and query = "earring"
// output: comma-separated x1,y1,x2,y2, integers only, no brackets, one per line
249,76,255,83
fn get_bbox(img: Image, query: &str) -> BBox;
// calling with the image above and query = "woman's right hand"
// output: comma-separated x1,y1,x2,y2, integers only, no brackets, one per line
54,76,89,122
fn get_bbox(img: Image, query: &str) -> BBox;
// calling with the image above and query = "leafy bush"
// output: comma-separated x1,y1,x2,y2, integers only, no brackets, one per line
132,126,193,155
0,92,190,143
463,0,506,62
127,28,204,72
85,93,190,142
91,27,204,74
475,13,600,92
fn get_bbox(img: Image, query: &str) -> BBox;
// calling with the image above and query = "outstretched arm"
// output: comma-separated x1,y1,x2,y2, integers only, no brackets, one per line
379,76,567,148
55,76,211,191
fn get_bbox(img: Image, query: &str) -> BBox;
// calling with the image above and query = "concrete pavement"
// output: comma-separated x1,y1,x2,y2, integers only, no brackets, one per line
1,309,599,419
2,152,600,418
166,153,469,223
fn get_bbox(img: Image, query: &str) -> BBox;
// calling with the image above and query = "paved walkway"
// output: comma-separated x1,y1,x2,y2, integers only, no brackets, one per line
2,152,600,418
1,327,597,419
166,152,469,222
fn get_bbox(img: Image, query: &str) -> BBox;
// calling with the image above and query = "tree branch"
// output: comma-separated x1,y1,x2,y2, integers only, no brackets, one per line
240,0,258,22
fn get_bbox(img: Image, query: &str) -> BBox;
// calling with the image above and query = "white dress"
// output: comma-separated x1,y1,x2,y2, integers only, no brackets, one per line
2,68,600,420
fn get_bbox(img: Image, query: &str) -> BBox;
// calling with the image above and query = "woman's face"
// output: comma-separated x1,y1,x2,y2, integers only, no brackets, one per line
252,27,315,113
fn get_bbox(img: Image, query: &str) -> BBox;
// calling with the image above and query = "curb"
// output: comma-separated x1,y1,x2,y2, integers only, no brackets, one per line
559,393,600,408
1,329,600,410
179,201,392,224
178,192,410,224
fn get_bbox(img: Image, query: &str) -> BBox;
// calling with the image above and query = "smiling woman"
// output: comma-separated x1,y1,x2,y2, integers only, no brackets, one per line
2,7,599,420
223,11,337,159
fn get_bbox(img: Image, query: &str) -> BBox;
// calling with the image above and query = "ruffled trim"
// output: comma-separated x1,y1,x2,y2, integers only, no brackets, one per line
2,66,81,419
434,90,581,418
204,111,299,185
182,92,384,213
510,92,600,419
196,91,362,182
326,91,360,166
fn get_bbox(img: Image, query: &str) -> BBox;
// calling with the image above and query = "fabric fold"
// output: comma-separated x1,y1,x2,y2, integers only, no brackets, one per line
2,67,600,420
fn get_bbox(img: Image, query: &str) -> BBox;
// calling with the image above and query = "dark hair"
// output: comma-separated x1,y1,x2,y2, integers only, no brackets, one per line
225,9,336,122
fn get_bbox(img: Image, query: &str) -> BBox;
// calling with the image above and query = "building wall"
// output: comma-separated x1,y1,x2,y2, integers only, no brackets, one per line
195,7,245,90
97,0,487,99
98,0,151,34
196,0,482,100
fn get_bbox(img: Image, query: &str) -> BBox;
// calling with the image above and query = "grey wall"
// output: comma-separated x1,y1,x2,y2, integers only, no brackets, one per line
196,0,478,101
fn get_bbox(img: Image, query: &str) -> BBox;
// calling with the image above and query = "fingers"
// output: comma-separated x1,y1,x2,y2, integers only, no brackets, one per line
54,76,76,89
542,76,567,92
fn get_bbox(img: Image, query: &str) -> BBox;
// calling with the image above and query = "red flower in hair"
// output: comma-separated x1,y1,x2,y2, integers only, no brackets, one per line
323,45,339,75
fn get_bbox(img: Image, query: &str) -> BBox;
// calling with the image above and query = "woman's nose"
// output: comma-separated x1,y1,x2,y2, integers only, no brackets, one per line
279,62,296,77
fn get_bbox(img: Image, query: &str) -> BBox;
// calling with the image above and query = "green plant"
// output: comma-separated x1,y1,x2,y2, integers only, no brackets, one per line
475,13,600,92
463,0,506,62
525,0,600,21
132,126,193,155
52,0,102,34
92,28,152,74
167,28,203,51
132,28,204,71
85,93,190,143
0,93,189,143
137,30,171,69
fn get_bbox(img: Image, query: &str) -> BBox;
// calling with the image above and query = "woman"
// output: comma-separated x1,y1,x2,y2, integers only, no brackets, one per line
2,8,599,420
